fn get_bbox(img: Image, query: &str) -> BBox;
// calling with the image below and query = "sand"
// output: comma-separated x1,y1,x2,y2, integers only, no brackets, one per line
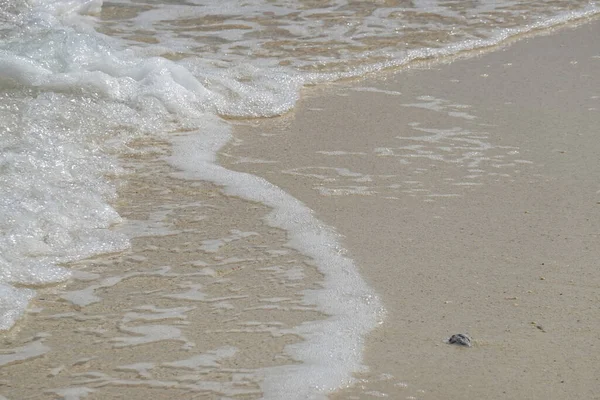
0,142,329,399
221,19,600,399
1,17,599,400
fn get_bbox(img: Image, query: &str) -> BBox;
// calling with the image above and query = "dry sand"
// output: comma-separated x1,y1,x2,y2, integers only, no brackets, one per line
221,19,600,399
1,17,599,400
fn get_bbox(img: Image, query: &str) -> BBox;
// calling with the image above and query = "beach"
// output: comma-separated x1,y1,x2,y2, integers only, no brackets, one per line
1,5,599,400
222,20,600,399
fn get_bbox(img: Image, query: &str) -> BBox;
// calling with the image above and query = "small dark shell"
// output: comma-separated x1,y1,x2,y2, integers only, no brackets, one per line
447,333,472,347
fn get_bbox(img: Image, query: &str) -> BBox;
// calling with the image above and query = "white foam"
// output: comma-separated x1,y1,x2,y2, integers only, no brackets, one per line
1,0,598,397
109,0,600,85
61,267,173,306
1,0,598,333
167,126,384,399
199,230,258,253
0,335,50,367
121,305,195,324
48,387,96,400
163,346,238,369
0,285,35,331
111,324,191,348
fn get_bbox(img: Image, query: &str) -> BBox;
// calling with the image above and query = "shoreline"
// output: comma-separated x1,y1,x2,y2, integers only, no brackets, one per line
0,143,335,399
0,15,598,400
222,20,600,399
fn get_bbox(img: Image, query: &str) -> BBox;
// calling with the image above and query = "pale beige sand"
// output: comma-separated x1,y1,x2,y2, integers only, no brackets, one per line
0,142,328,399
221,20,600,399
2,18,599,400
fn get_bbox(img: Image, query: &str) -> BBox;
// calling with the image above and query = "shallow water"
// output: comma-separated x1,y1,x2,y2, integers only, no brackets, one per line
1,0,599,397
1,147,329,399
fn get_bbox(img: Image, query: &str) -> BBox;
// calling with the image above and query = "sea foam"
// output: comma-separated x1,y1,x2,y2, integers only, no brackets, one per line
1,0,599,397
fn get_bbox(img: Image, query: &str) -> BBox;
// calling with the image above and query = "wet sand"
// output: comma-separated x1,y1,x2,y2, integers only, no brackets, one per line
0,141,329,399
1,17,599,400
222,20,600,399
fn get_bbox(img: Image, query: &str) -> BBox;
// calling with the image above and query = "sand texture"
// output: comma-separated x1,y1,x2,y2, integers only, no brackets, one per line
222,20,600,399
0,141,329,399
1,17,599,400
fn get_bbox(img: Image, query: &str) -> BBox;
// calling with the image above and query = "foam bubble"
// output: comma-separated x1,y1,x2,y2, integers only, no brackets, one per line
1,0,599,396
167,124,384,399
0,285,35,331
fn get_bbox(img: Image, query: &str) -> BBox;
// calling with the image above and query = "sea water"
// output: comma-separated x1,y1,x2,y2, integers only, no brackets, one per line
0,0,598,397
